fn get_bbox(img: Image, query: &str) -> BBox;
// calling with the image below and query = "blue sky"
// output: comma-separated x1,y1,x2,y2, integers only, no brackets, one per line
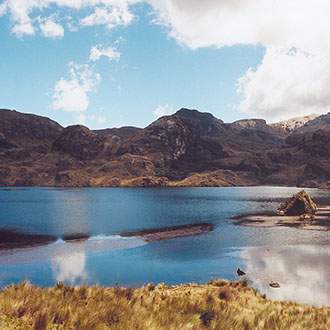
0,3,264,128
0,1,328,128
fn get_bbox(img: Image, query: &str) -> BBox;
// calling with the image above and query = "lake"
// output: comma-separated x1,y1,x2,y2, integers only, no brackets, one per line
0,186,329,306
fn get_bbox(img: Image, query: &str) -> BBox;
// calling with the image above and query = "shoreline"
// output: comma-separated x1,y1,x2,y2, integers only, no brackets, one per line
0,223,214,250
232,206,330,231
1,183,329,189
0,280,328,329
0,230,57,249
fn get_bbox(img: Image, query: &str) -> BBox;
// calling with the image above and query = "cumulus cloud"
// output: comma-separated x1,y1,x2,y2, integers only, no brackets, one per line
2,0,330,120
149,0,330,120
51,62,101,113
0,0,137,37
153,104,174,118
237,48,330,122
80,4,134,30
89,45,121,61
1,0,36,36
149,0,330,51
11,21,35,36
39,17,64,38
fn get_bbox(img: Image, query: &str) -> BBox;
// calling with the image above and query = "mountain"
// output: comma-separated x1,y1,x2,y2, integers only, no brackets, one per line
0,109,62,148
53,125,105,160
271,114,319,134
0,108,329,188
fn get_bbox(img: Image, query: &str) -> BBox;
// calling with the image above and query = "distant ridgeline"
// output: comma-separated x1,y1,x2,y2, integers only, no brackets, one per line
0,108,329,188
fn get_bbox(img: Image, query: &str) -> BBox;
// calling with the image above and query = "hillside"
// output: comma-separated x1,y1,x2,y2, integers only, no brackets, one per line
0,281,329,329
271,114,319,134
0,108,329,188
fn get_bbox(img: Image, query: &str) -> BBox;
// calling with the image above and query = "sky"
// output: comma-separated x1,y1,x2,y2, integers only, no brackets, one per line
0,1,330,129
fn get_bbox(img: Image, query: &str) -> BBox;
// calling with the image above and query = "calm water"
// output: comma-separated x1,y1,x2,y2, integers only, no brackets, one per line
0,187,329,306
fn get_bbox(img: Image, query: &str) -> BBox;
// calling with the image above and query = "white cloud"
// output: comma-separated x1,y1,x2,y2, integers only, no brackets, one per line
76,113,108,126
153,104,174,118
0,0,137,37
89,45,121,61
40,17,64,38
11,21,35,36
237,48,330,122
2,0,36,36
80,4,134,30
2,0,330,121
51,62,101,113
0,3,7,16
149,0,330,120
149,0,330,52
242,245,330,306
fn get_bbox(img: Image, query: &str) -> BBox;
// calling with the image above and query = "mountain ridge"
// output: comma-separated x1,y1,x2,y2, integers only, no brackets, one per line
0,108,329,188
271,114,319,134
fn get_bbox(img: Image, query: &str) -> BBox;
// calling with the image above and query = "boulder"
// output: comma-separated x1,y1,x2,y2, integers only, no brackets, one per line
277,190,317,216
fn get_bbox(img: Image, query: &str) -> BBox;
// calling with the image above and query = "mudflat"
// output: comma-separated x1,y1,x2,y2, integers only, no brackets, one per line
0,230,57,249
232,206,330,231
121,223,214,241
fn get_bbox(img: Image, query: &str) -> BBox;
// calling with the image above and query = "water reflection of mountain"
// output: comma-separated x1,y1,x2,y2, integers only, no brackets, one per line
242,245,330,306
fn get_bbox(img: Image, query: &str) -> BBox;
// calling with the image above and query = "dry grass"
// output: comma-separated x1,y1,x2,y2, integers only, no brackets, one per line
0,280,329,330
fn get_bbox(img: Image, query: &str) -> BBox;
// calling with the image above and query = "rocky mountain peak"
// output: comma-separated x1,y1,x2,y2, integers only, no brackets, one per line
271,114,319,134
230,119,267,130
0,108,62,147
52,125,104,160
172,108,225,137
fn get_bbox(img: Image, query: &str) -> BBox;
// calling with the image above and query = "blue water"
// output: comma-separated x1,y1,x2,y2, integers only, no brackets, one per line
0,187,329,306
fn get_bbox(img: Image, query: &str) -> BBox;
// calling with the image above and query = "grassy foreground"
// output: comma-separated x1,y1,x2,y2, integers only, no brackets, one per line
0,280,329,330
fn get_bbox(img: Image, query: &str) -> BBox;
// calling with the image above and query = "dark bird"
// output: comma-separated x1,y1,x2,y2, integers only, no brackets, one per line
237,268,246,276
269,281,280,288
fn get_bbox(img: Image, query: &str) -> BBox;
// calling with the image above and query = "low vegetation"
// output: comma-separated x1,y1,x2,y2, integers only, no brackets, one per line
0,280,329,329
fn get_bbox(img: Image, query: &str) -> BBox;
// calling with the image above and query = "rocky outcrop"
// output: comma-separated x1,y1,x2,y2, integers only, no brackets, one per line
52,125,104,160
169,170,252,187
94,126,142,139
271,114,319,134
175,108,224,136
120,176,169,187
228,119,285,148
127,114,193,161
231,119,268,130
286,113,330,146
277,190,317,216
0,109,62,147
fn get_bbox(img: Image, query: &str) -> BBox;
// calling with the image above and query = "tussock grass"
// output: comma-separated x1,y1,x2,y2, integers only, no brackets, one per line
0,280,329,329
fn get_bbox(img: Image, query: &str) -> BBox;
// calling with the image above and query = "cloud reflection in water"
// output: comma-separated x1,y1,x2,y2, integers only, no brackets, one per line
0,235,145,286
242,245,330,306
52,251,87,284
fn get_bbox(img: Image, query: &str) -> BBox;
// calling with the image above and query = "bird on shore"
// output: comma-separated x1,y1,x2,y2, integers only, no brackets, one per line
237,268,246,276
269,281,280,288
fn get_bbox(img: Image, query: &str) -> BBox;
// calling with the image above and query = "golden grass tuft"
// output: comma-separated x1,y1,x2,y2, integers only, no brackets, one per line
0,280,329,329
